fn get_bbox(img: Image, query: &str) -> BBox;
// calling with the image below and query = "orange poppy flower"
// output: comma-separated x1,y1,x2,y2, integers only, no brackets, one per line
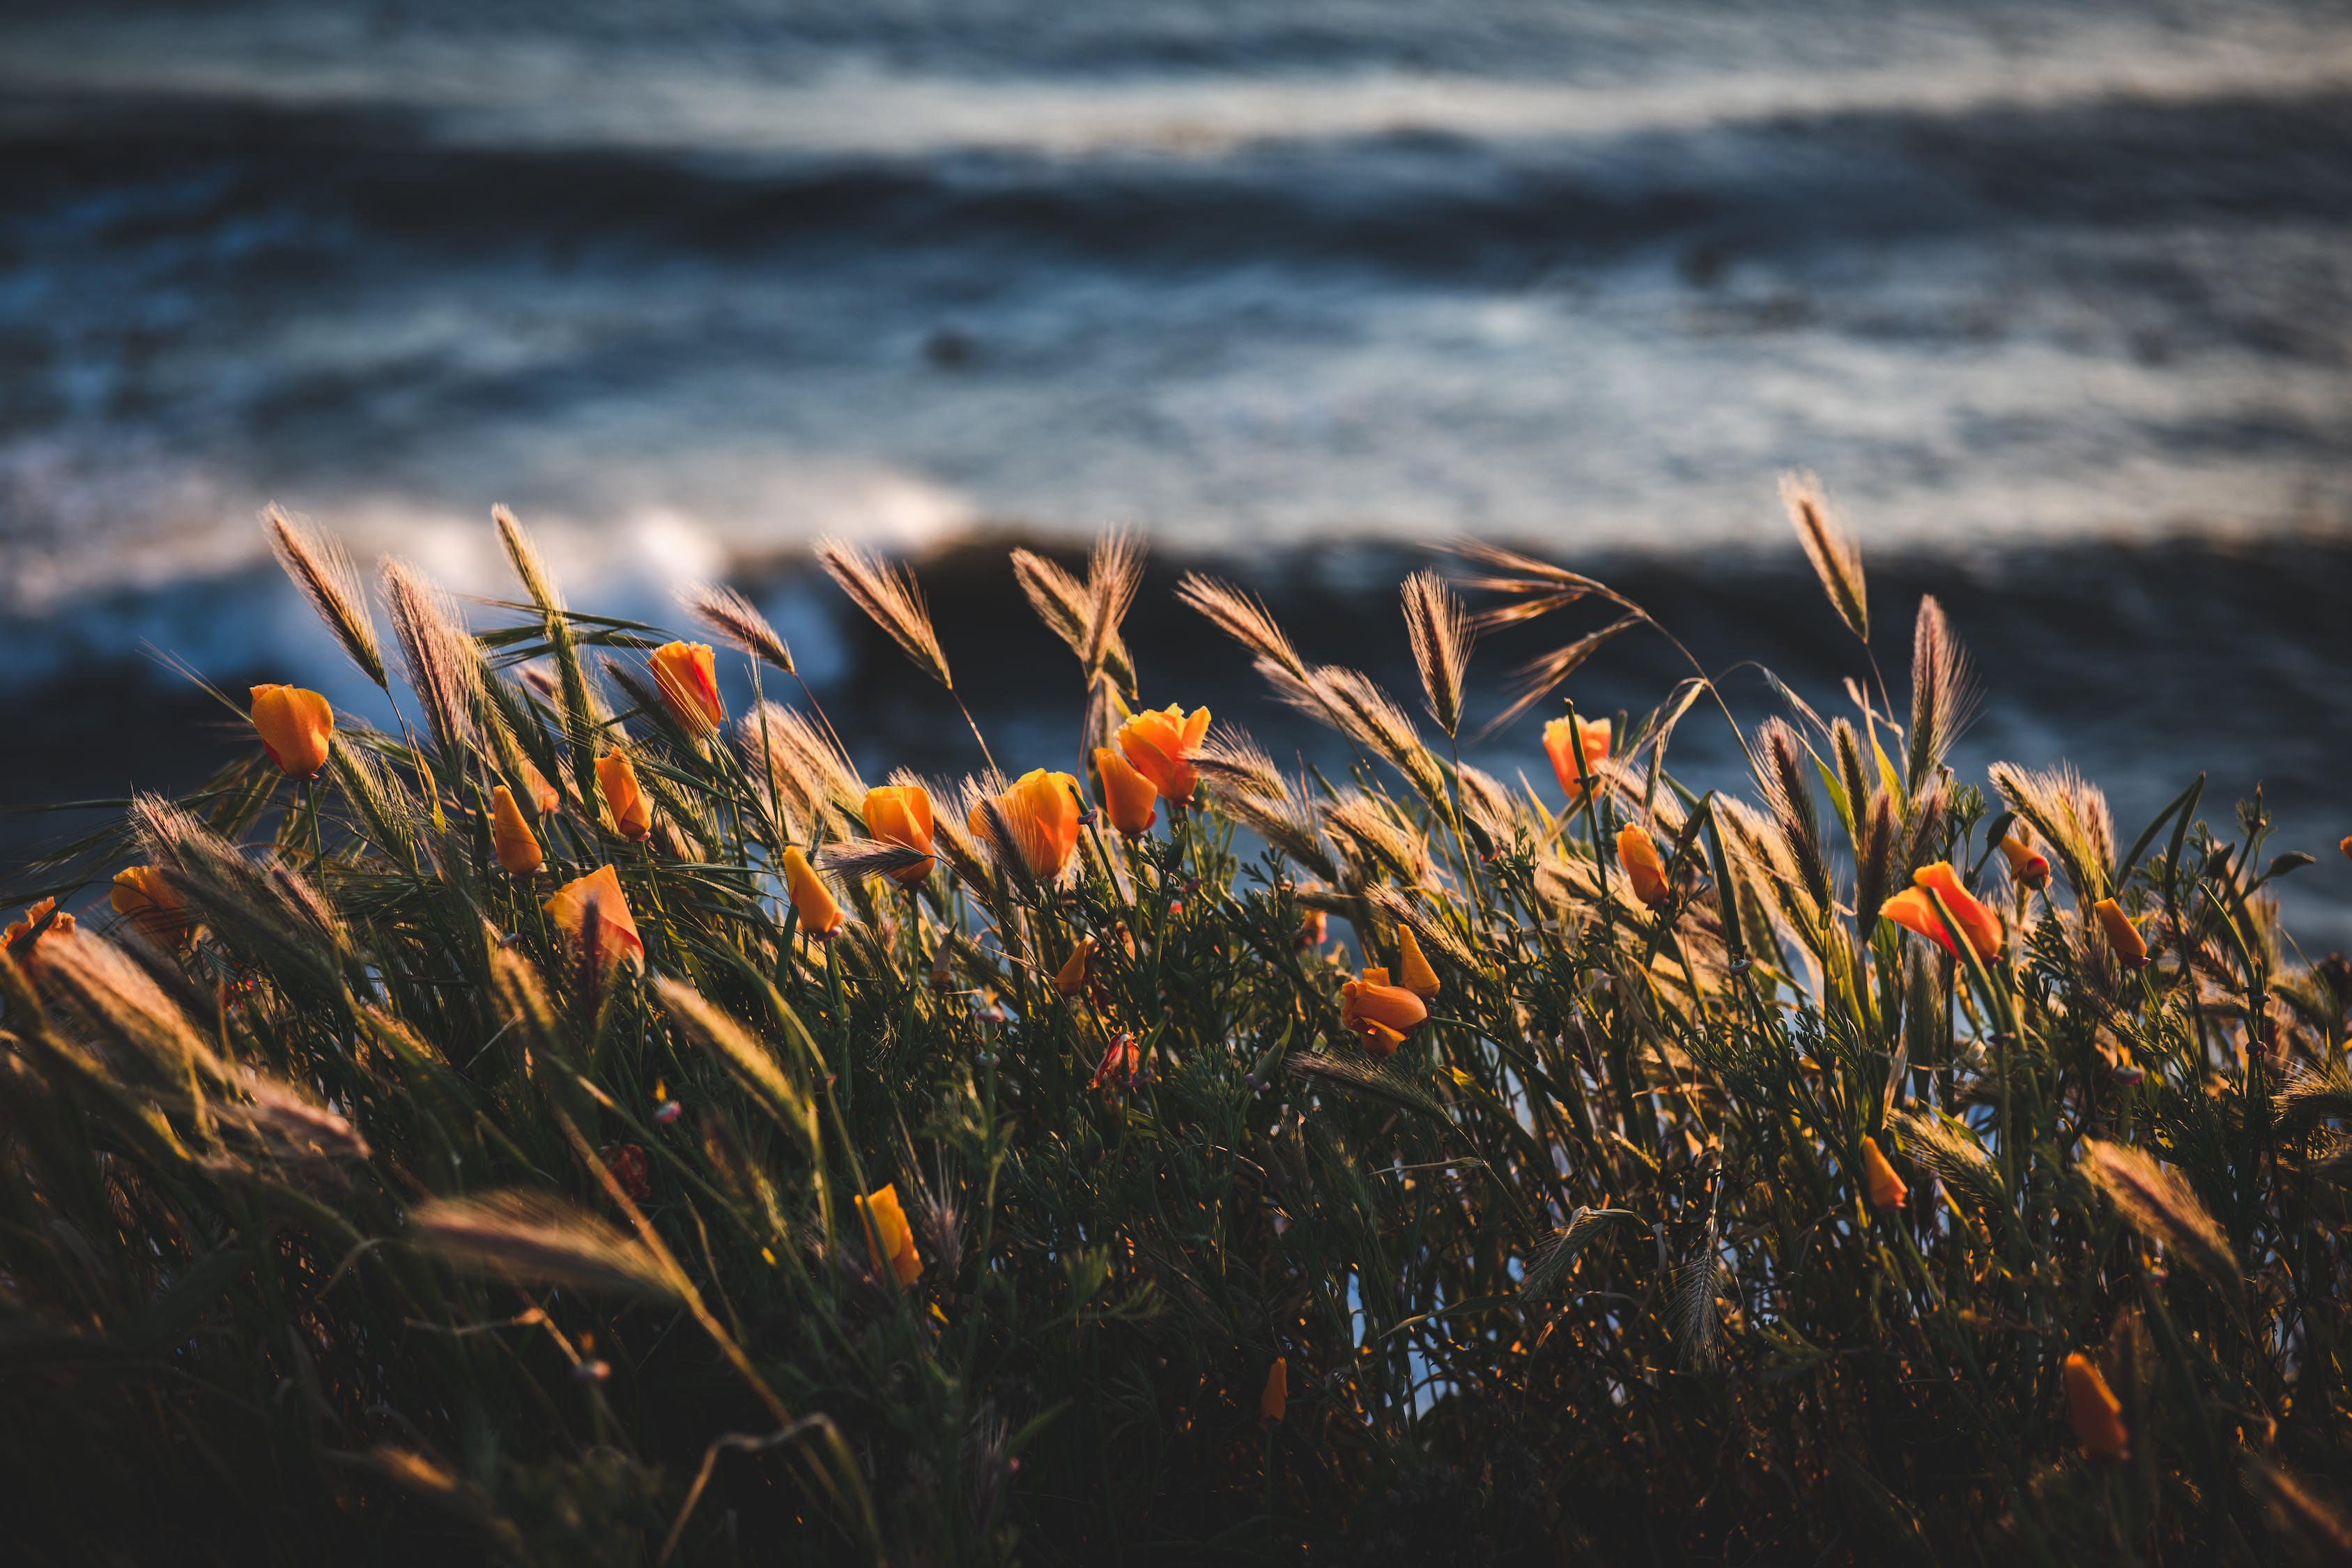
1617,824,1671,909
2093,898,2149,969
1859,1135,1908,1211
969,769,1084,881
1054,935,1096,998
1093,746,1159,839
1116,704,1210,806
781,847,846,939
1341,967,1427,1059
1260,1356,1288,1424
2063,1352,2129,1462
1880,861,2001,960
250,684,335,778
544,865,644,972
597,748,652,842
110,866,189,945
1999,830,2050,890
1542,716,1611,804
491,784,544,875
3,898,77,974
1396,926,1439,999
862,785,937,886
854,1183,923,1288
649,640,724,735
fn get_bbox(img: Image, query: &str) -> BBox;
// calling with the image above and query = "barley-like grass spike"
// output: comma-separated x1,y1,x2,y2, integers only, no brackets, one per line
265,504,386,689
1781,471,1868,644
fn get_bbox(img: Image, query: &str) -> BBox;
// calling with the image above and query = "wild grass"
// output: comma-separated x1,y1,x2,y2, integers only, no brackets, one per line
1,495,2348,1566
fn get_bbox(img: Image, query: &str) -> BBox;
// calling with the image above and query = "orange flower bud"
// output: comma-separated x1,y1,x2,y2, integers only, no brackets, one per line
862,785,937,886
1297,909,1326,949
2342,834,2352,864
1116,704,1210,806
490,784,544,875
781,847,846,939
543,865,643,972
1397,925,1439,999
597,748,652,842
1259,1356,1288,1424
110,866,188,945
855,1183,922,1288
1999,831,2050,890
1341,970,1427,1055
1093,746,1159,839
1617,823,1671,909
1542,715,1611,804
518,757,561,814
2093,898,2149,970
249,684,334,778
969,769,1084,881
649,640,723,735
1859,1135,1908,1211
1880,861,2001,960
2063,1352,2130,1462
1054,935,1096,997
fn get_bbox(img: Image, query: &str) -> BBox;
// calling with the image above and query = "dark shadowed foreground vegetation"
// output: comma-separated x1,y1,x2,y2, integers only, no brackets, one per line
3,492,2349,1566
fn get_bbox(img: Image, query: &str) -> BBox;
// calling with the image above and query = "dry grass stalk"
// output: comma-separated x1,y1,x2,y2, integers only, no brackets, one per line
1755,719,1834,912
410,1190,685,1302
1989,762,2116,904
382,558,484,764
1401,570,1473,738
1177,573,1307,681
1217,787,1337,883
815,537,952,691
656,980,813,1141
684,583,795,674
1190,725,1287,803
1486,614,1641,735
37,930,220,1083
492,503,563,613
1907,596,1976,795
1781,470,1868,643
265,504,386,689
2080,1139,2237,1291
1082,532,1144,687
1324,792,1431,885
1307,668,1449,809
819,839,933,882
1010,548,1139,698
739,701,865,834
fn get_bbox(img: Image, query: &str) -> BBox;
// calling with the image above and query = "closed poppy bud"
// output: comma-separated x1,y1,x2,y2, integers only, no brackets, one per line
1297,909,1326,949
1054,935,1096,997
781,847,846,940
1260,1356,1288,1424
1397,926,1439,999
1617,823,1671,909
1093,746,1159,839
649,640,723,735
249,684,334,778
1357,1018,1408,1059
970,769,1084,880
2093,898,2149,969
597,748,652,842
2342,834,2352,864
1999,831,2051,890
489,785,544,874
1880,861,2001,960
1859,1135,1908,1211
543,865,644,972
1542,715,1611,804
2063,1352,2130,1462
862,785,937,886
518,757,560,814
855,1183,922,1288
1116,704,1211,806
110,866,188,945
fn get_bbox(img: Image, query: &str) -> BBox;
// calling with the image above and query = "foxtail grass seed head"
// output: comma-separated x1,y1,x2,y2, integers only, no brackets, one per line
1083,531,1144,684
1617,824,1672,910
649,640,724,736
381,558,484,763
2078,1139,2236,1289
1116,704,1210,807
2094,897,2149,969
110,866,190,946
264,504,386,688
1176,572,1307,680
781,847,847,941
1010,547,1139,698
1543,715,1611,804
1859,1135,1909,1211
491,785,543,875
815,537,952,691
597,748,652,842
249,684,335,778
544,865,644,973
855,1183,923,1288
492,503,564,612
684,583,794,674
1395,925,1439,1000
410,1190,679,1301
2063,1353,2130,1463
1259,1357,1288,1425
971,769,1084,882
861,784,937,886
1054,935,1096,998
1093,745,1159,840
1881,862,2001,961
1401,569,1473,737
1782,470,1868,643
1907,594,1976,793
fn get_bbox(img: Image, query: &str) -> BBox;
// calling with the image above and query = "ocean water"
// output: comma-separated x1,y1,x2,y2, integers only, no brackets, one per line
2,1,2349,935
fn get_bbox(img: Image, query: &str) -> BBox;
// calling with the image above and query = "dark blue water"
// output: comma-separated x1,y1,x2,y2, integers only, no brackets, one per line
2,0,2350,935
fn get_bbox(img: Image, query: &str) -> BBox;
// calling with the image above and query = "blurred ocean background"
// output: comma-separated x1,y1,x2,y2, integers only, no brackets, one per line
1,0,2349,938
